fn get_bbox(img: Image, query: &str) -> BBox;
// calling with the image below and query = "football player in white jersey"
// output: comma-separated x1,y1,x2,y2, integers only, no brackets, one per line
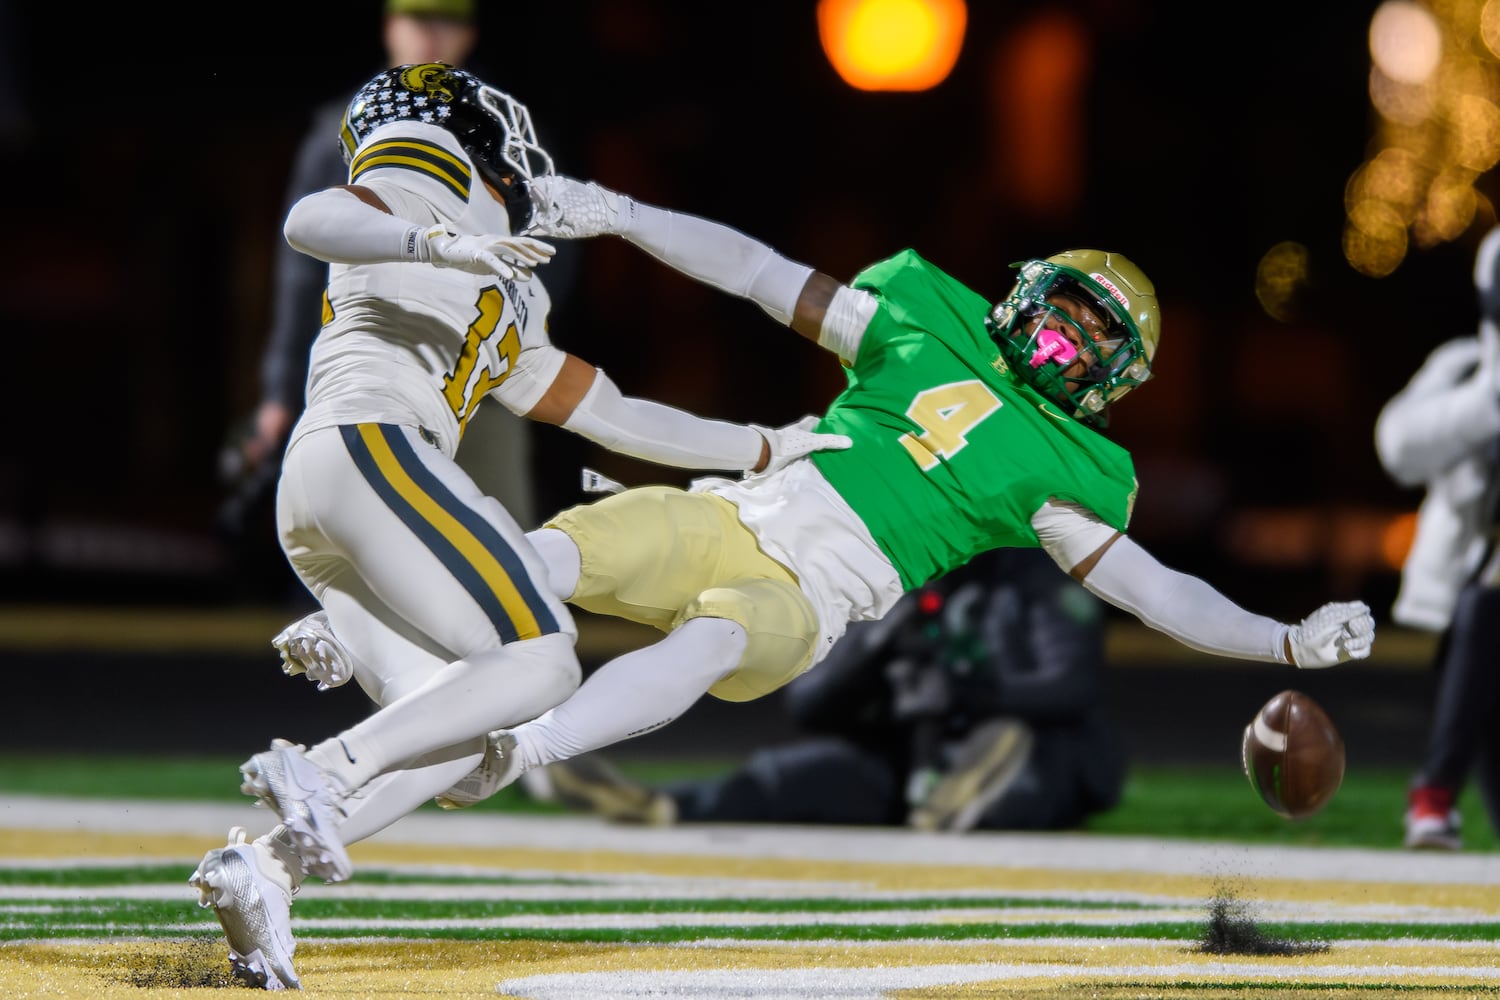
187,63,849,991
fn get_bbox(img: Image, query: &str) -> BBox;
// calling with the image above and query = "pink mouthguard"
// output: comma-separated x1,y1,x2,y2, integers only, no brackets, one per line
1029,328,1077,368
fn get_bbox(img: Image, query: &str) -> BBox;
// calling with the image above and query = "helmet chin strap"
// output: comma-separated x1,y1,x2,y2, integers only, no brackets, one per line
502,179,534,234
477,167,534,234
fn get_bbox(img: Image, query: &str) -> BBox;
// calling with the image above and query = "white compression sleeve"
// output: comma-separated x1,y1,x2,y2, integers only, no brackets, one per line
561,369,763,471
1082,534,1291,663
619,201,813,326
512,618,747,771
283,187,428,265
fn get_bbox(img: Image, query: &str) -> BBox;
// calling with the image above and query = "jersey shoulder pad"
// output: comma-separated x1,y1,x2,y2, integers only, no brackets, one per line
852,249,984,310
347,120,477,207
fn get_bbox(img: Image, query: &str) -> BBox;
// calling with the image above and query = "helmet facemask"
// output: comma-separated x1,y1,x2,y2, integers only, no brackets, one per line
338,63,555,232
986,257,1155,428
465,83,554,231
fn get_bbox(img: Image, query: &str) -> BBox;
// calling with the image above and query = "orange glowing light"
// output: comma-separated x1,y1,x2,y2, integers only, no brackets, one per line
1379,510,1418,569
818,0,967,91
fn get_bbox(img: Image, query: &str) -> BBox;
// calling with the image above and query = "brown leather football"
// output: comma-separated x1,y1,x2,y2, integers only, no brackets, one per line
1240,689,1345,819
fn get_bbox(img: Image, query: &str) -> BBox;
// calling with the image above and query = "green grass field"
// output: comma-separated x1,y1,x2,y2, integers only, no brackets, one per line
3,751,1496,997
0,752,1491,851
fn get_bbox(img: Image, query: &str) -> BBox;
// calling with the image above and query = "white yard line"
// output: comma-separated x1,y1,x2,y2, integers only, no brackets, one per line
2,794,1496,886
495,961,1500,1000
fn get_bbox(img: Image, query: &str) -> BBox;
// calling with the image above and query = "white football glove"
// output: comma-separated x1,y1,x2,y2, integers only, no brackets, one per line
747,415,853,479
1286,600,1375,668
413,224,555,279
525,175,635,239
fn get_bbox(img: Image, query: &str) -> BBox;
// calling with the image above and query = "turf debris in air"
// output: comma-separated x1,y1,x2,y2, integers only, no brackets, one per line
1196,886,1329,956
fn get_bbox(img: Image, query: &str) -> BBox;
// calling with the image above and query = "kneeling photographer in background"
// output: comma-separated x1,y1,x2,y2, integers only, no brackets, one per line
537,546,1126,832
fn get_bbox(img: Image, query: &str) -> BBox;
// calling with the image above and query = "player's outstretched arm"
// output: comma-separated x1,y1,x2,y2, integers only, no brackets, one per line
526,175,842,344
1070,533,1375,668
524,354,850,474
284,185,555,280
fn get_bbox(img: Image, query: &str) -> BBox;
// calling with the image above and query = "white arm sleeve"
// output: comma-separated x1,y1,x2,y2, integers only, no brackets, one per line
620,202,814,326
817,284,878,363
1030,499,1120,571
1081,533,1290,664
283,187,430,265
561,369,763,471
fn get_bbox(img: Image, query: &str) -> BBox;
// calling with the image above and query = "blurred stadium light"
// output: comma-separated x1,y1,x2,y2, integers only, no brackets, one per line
1344,0,1500,277
817,0,966,91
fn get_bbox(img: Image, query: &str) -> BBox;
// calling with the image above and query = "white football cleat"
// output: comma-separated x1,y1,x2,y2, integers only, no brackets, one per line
241,739,352,882
189,827,300,990
272,611,353,690
435,731,521,809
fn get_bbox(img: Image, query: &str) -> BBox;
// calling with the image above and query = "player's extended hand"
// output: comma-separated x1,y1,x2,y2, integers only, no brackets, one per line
747,415,853,479
1287,600,1375,668
525,175,634,239
416,224,555,279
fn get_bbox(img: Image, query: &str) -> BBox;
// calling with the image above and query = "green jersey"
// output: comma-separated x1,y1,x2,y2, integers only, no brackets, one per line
808,250,1138,590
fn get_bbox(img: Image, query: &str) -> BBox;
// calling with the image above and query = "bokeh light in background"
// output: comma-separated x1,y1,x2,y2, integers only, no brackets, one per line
1345,0,1500,277
817,0,967,91
1254,241,1312,323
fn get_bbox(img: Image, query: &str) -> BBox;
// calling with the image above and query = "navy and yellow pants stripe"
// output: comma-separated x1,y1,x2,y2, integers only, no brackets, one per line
337,423,559,644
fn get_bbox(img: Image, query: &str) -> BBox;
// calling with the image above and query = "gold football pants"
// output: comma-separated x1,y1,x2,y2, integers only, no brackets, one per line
546,486,819,702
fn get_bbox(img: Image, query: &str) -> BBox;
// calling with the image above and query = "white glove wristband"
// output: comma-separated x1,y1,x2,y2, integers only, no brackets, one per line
407,225,433,262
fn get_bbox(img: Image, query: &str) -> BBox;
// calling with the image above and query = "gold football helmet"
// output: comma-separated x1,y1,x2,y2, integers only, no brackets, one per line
986,249,1160,427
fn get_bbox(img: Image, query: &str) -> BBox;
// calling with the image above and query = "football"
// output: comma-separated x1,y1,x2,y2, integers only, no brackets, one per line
1240,689,1345,819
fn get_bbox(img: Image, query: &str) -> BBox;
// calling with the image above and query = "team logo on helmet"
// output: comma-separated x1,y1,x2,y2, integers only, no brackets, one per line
399,62,457,103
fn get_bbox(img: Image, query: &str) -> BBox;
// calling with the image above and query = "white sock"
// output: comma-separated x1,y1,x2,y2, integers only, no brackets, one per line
309,633,579,790
513,617,746,771
334,753,484,844
308,732,380,789
261,826,305,891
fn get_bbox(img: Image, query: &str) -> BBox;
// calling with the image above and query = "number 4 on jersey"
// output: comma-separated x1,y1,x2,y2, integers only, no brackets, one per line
898,380,1002,471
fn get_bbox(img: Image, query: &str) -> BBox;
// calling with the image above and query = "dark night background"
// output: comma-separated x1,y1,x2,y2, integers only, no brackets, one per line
0,2,1477,763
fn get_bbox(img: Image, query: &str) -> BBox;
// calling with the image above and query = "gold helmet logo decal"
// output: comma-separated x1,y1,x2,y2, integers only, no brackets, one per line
399,63,457,102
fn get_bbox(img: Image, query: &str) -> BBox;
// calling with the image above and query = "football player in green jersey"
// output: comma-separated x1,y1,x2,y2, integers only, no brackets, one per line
279,174,1377,806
